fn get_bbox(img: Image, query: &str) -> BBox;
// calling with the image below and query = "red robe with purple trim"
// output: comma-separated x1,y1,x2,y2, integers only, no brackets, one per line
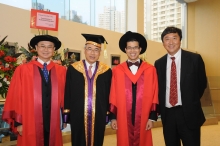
2,61,66,146
110,61,158,146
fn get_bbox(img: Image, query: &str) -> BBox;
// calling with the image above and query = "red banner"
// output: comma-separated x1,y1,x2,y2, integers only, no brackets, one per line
30,9,59,31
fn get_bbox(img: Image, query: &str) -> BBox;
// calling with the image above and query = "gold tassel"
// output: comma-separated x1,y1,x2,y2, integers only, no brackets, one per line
103,41,108,59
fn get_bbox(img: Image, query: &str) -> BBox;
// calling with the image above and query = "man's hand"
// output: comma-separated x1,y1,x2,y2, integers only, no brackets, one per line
146,120,153,130
110,119,118,130
17,125,23,135
63,123,67,129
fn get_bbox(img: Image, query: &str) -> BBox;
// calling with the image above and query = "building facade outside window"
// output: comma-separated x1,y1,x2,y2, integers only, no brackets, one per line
0,0,126,33
144,0,187,48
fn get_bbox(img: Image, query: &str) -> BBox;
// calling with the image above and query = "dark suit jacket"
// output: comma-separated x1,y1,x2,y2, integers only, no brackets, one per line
154,49,207,129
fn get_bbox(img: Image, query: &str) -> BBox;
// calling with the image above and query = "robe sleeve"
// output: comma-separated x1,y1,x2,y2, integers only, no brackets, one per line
109,68,117,117
105,69,112,123
63,65,73,123
2,65,23,134
148,67,159,121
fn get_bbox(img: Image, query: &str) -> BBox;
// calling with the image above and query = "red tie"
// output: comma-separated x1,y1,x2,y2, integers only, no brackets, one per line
170,57,178,106
88,65,92,78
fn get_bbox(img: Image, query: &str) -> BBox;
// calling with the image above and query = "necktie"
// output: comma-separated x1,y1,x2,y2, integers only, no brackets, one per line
43,63,49,82
170,57,178,106
88,65,92,78
128,61,139,67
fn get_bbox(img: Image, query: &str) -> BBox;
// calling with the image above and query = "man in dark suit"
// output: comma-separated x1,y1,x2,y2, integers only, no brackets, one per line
154,26,207,146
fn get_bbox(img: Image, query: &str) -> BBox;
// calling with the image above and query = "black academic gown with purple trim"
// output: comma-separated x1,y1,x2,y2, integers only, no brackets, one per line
64,60,112,146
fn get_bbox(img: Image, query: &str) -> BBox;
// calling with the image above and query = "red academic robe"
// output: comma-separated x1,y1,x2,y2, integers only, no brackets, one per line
110,61,158,146
2,61,66,146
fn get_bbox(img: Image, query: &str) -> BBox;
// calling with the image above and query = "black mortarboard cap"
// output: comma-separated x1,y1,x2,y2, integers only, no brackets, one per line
119,31,147,54
81,34,108,48
30,35,61,50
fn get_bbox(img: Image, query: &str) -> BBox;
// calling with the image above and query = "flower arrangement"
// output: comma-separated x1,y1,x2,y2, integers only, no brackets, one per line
0,34,73,98
0,36,22,98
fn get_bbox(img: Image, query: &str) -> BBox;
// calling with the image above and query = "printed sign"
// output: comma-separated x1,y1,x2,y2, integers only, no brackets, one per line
30,9,59,31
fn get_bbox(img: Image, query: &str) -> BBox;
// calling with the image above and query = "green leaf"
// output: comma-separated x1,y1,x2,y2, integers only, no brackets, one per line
0,36,8,45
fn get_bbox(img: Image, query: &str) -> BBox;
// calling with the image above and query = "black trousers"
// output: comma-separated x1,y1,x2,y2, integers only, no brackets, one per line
163,106,201,146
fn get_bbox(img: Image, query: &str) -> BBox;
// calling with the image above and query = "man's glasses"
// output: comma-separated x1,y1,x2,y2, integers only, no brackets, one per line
37,45,55,50
85,48,100,54
126,46,140,51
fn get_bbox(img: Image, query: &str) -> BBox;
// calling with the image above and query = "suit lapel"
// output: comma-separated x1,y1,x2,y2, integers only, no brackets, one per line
160,55,167,83
180,50,189,85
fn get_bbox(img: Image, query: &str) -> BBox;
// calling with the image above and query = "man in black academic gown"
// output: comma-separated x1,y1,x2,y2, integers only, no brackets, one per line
63,34,112,146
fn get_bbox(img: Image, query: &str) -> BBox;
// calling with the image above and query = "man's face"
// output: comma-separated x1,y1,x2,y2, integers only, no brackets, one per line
35,41,55,62
125,41,142,62
84,44,101,64
162,33,181,56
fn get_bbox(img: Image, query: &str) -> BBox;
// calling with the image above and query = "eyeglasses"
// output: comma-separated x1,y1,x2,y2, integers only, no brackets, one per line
37,45,55,50
126,46,140,51
85,48,100,54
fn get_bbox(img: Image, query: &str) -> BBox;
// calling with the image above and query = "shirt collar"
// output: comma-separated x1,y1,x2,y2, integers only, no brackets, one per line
85,60,96,68
127,58,140,63
168,48,181,59
37,58,51,65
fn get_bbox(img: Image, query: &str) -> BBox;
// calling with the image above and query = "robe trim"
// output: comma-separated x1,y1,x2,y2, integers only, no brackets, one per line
49,67,59,146
33,65,44,146
72,60,110,146
33,63,60,146
118,62,150,84
125,73,144,146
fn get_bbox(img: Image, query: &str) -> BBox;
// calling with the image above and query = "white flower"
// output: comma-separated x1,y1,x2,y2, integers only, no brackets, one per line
3,78,7,82
5,63,9,68
6,81,10,85
0,82,2,87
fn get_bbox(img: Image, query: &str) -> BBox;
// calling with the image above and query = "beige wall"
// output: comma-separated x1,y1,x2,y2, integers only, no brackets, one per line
0,3,165,67
188,0,220,76
188,0,220,114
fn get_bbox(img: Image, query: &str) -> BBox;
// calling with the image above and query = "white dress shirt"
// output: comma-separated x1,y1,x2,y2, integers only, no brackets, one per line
85,60,96,75
127,59,140,75
166,49,182,107
37,58,51,74
37,58,51,65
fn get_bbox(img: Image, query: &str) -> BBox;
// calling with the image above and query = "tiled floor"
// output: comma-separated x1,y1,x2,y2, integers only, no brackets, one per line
64,122,220,146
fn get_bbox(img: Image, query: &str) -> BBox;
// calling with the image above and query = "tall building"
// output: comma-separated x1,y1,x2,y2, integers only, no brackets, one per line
98,6,125,33
145,0,182,41
32,2,44,10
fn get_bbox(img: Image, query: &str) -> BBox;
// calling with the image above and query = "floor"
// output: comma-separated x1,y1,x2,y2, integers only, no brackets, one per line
64,122,220,146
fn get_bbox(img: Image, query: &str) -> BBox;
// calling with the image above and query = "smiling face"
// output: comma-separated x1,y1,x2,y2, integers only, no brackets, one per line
162,33,181,56
84,44,101,64
125,41,142,62
35,41,55,62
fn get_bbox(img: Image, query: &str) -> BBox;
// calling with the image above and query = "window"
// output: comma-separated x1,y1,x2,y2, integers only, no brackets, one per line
144,0,187,48
1,0,126,33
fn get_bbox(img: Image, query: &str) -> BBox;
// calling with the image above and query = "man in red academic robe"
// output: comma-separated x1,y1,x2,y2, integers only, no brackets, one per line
2,35,66,146
110,31,159,146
